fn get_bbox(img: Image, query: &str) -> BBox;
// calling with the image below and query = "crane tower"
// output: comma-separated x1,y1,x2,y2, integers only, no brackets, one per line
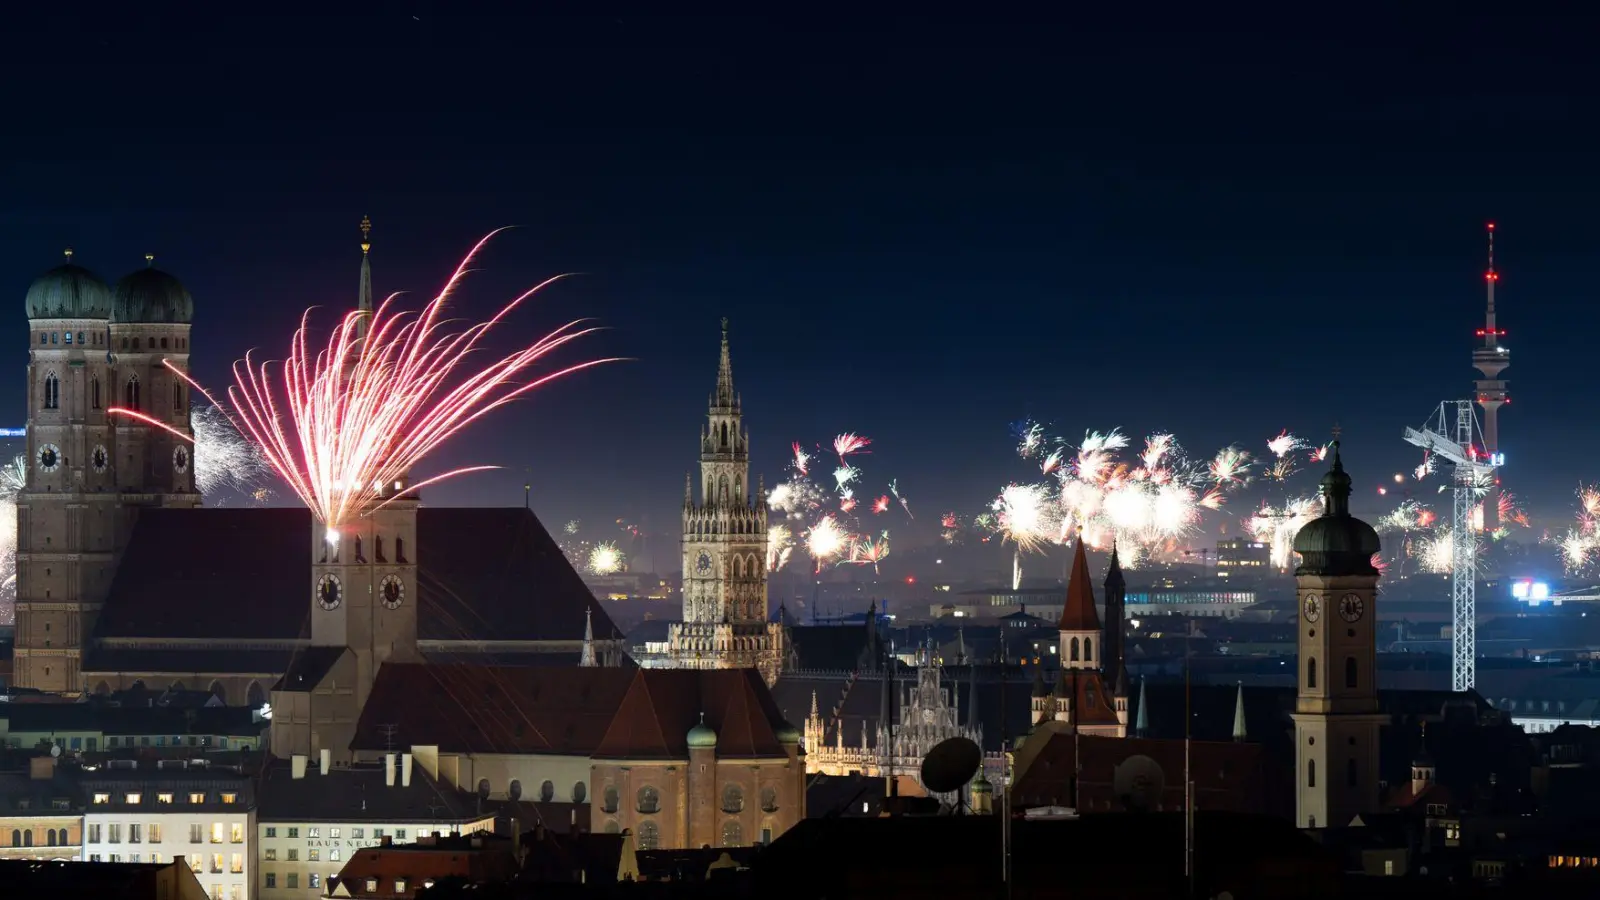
1403,401,1496,691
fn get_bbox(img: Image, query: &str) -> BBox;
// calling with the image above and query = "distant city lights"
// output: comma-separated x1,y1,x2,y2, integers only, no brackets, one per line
1511,580,1549,602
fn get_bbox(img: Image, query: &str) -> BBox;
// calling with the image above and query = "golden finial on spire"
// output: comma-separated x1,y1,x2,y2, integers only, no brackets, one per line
64,248,74,262
360,216,372,255
145,253,155,268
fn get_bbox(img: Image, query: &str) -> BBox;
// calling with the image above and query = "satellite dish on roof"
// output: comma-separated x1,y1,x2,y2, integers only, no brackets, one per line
920,736,982,794
49,744,61,758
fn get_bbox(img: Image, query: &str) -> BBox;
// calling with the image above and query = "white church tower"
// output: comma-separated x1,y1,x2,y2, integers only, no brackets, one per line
1290,440,1386,829
667,320,785,684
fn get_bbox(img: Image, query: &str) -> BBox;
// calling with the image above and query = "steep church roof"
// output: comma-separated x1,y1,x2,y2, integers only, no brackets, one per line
85,506,617,672
1057,538,1101,632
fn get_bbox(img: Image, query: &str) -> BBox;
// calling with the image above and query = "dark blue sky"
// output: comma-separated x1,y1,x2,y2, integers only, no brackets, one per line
3,9,1598,548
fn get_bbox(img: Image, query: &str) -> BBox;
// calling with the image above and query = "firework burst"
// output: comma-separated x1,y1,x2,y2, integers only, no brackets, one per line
0,454,23,623
769,432,909,575
112,231,620,535
191,404,269,501
587,541,624,576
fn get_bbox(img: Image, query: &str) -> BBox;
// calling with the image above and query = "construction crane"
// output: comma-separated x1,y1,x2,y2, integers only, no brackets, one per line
1403,400,1496,692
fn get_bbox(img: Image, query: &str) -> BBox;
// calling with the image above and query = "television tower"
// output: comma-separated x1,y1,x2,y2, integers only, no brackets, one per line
1472,223,1508,530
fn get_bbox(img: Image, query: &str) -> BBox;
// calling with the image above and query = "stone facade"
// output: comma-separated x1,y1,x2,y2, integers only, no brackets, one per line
666,320,785,685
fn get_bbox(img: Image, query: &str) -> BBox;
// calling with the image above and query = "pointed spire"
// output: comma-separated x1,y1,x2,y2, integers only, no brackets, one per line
579,606,596,667
1134,675,1148,737
713,318,736,408
684,472,693,507
810,690,820,719
1105,541,1125,589
1232,682,1246,742
1058,536,1101,632
1319,440,1353,518
356,216,374,342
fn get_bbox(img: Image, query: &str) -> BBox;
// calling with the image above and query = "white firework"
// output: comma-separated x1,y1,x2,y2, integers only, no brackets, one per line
0,454,24,624
587,541,624,576
191,404,268,500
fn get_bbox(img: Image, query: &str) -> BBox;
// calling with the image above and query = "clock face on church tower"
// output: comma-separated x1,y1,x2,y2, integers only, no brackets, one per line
91,445,108,473
695,551,713,576
37,443,60,473
316,573,343,610
172,445,191,474
1302,593,1321,623
1339,593,1365,622
381,575,405,610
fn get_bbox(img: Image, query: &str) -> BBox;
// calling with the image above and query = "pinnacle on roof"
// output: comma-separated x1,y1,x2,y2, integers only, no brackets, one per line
1058,537,1101,632
1104,542,1125,589
1134,675,1148,737
713,317,737,408
1232,682,1247,742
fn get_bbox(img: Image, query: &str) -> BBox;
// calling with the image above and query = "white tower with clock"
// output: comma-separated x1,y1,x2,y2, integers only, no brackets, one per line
306,221,420,710
1290,441,1386,830
666,320,785,685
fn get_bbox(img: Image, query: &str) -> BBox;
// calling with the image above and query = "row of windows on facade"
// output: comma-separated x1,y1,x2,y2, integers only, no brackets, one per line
86,853,244,883
321,534,407,565
39,372,181,413
91,791,241,807
87,821,244,844
596,784,779,815
35,332,189,352
611,818,772,851
1304,656,1362,690
9,828,70,848
264,871,421,893
263,826,414,841
30,735,249,753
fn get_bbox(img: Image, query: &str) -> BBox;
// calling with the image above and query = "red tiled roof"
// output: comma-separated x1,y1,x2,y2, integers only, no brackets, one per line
593,669,788,759
1058,540,1101,632
352,664,637,755
1053,669,1121,727
1013,732,1270,814
352,665,791,760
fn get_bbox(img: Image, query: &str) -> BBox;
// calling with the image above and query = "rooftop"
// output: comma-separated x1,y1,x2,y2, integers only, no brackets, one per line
257,759,483,824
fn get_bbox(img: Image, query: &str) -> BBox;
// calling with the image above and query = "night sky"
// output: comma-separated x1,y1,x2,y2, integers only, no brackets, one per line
4,10,1598,552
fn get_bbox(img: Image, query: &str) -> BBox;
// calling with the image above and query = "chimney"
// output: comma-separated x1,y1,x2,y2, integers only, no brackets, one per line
401,753,413,787
381,835,393,847
319,749,331,776
291,755,308,780
173,855,184,871
384,753,397,787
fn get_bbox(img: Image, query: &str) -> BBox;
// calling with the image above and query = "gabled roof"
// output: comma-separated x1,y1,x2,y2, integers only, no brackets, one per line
1057,539,1100,632
592,669,790,760
88,506,618,648
257,759,482,824
352,664,637,756
351,665,792,761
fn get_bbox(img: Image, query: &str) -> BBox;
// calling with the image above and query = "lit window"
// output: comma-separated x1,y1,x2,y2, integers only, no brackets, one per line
230,853,243,874
309,874,321,889
394,879,406,893
352,828,364,839
230,823,243,843
307,827,320,838
211,823,224,843
158,793,173,804
149,824,162,842
189,793,205,804
210,853,223,873
330,849,341,862
221,793,237,804
329,828,340,839
264,849,276,861
93,793,110,804
309,849,320,861
367,879,378,892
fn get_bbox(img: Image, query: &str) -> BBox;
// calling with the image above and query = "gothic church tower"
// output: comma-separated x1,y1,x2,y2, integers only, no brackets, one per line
667,320,784,684
15,251,200,693
1290,442,1386,829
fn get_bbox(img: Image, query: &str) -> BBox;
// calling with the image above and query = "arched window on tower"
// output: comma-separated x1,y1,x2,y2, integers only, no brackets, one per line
353,536,365,564
1306,657,1317,690
125,376,141,411
395,537,407,563
43,373,59,410
1070,637,1080,661
91,376,101,410
375,535,386,563
1084,637,1093,663
63,332,72,345
1308,759,1316,787
1345,657,1357,689
172,381,182,413
1347,758,1358,787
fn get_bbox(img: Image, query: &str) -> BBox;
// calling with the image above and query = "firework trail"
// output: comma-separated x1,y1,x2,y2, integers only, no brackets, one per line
111,231,620,537
833,433,871,461
587,541,624,576
191,404,270,501
847,531,891,575
766,524,794,572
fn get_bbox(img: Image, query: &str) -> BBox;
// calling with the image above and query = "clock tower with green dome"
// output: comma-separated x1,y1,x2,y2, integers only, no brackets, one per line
1290,439,1387,829
667,321,785,685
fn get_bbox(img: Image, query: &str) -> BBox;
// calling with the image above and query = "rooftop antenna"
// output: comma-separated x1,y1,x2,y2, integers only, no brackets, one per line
378,724,400,754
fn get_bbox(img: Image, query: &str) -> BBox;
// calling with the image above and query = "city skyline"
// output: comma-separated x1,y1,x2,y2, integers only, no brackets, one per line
4,13,1598,553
